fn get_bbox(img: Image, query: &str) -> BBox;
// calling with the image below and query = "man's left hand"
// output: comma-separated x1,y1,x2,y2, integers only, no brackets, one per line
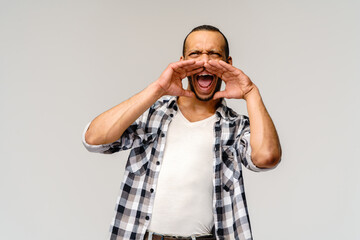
204,60,255,100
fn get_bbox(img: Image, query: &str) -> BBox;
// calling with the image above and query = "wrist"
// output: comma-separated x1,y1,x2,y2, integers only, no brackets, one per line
148,81,166,99
243,84,260,102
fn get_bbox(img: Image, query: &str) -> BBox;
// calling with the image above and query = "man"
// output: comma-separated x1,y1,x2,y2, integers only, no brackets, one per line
82,25,281,240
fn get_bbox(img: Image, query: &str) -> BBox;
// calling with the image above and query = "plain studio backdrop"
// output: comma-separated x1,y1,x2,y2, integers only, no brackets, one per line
1,0,359,239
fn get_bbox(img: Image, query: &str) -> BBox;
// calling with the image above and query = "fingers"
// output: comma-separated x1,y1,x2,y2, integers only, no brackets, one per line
206,59,228,69
172,60,204,71
218,60,237,72
205,60,239,81
204,60,227,80
171,60,204,78
177,59,203,68
186,67,204,77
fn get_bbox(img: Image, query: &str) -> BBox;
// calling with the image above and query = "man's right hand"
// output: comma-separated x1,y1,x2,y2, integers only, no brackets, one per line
84,60,204,145
155,60,204,98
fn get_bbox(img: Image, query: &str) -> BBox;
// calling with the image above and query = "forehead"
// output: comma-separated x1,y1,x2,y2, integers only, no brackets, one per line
185,30,226,51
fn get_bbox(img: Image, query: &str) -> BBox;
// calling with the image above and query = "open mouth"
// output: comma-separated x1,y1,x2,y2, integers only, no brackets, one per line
196,74,214,90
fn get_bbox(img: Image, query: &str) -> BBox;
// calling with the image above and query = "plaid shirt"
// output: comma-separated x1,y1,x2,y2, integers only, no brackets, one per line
82,96,278,240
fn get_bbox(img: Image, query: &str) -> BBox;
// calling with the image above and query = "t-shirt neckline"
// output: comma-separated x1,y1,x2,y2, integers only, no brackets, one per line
177,107,217,125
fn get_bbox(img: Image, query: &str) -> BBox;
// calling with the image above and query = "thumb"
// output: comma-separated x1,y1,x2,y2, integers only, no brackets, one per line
213,91,227,100
181,89,195,98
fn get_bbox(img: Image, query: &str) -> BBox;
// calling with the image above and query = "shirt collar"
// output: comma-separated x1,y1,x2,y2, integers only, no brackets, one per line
167,96,178,110
166,96,237,121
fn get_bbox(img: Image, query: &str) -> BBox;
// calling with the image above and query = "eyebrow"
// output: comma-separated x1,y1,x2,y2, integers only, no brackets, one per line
187,49,223,54
207,50,222,54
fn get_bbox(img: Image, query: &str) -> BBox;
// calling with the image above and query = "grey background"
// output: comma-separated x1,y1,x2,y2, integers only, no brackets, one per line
1,0,359,239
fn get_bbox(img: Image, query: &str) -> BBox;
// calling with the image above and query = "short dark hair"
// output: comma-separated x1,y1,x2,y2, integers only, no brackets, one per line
182,25,229,59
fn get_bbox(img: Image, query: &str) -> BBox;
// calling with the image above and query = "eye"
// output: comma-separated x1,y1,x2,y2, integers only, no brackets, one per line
210,53,221,57
189,52,200,56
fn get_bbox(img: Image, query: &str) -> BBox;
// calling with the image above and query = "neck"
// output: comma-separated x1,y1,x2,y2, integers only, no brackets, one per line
177,95,221,115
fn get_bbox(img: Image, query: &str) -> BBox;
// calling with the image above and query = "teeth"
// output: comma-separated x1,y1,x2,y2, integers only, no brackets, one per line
196,74,214,82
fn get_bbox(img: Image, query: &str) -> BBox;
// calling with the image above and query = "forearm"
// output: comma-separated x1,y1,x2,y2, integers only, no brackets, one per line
85,82,164,145
244,85,282,168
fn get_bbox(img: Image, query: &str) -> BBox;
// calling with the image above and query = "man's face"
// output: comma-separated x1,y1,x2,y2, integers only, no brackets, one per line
181,30,231,101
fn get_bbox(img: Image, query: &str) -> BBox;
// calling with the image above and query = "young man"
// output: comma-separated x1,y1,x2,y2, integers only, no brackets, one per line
82,25,281,240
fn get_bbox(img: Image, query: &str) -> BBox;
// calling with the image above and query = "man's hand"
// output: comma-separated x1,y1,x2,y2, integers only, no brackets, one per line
85,60,204,145
205,60,281,168
204,60,255,100
155,60,204,98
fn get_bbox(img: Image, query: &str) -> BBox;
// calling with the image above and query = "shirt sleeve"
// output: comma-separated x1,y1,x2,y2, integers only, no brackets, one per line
82,110,149,154
238,116,280,172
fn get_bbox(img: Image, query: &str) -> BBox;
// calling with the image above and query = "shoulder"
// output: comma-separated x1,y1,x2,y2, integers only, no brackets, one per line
141,95,176,127
219,104,250,142
222,103,249,126
151,95,174,109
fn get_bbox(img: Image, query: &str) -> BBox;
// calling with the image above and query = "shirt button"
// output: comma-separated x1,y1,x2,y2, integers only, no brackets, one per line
145,216,150,220
150,188,154,193
161,133,165,137
156,161,160,165
170,114,174,117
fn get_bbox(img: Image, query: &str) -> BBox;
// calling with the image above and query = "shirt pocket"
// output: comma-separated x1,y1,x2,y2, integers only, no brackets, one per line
125,132,158,175
221,145,242,192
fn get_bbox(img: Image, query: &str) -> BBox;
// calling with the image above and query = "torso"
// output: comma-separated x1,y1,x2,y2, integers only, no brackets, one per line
147,107,217,236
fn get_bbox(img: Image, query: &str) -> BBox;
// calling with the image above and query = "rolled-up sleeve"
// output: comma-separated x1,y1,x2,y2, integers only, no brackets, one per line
238,116,280,172
82,111,148,154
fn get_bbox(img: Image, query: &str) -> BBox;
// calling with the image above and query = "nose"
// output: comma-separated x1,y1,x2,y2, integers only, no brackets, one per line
199,53,210,63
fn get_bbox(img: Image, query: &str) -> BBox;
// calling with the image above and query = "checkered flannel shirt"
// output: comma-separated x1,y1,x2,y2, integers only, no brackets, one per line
82,95,279,240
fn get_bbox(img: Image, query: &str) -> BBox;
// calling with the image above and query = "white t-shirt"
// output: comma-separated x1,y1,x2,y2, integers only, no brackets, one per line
147,108,217,236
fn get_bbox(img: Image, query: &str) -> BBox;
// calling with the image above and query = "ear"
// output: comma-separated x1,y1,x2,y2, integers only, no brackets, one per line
180,56,184,61
227,56,233,65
